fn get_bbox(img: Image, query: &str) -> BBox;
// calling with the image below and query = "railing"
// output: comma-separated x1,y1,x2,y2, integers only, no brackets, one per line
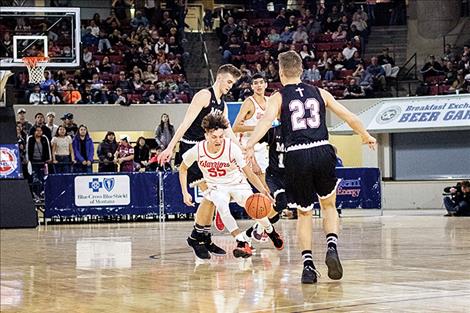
394,52,418,96
198,17,215,86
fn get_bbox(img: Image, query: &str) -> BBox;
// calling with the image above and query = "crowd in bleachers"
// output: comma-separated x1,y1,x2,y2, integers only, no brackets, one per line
1,3,193,105
211,2,405,100
16,107,174,201
417,44,470,96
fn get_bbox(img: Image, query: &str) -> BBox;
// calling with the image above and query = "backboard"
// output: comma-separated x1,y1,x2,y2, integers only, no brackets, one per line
0,7,81,68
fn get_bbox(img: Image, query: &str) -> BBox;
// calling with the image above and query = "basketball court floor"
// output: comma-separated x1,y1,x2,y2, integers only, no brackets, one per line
1,210,469,312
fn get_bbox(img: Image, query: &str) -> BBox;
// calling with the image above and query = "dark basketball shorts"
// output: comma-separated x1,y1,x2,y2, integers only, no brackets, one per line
176,141,204,187
265,168,287,212
284,144,340,211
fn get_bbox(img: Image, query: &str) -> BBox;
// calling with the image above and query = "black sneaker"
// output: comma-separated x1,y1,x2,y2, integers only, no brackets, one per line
187,236,211,260
233,241,253,258
301,265,318,284
267,228,284,250
325,247,343,280
205,234,226,256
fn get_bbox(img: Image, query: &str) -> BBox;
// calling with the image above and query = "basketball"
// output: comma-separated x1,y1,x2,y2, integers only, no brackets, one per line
245,193,273,219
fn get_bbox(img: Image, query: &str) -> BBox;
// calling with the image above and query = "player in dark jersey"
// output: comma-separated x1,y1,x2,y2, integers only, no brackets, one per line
246,51,376,284
158,64,242,260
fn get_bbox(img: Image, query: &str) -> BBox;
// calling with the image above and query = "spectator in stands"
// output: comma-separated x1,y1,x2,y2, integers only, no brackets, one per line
339,15,350,32
89,19,100,37
449,73,466,93
97,131,118,172
170,58,185,76
46,84,61,104
155,36,169,54
99,56,113,72
317,51,331,73
16,122,28,180
143,64,158,83
17,108,33,134
40,71,55,92
302,63,321,82
458,55,469,72
443,181,470,216
143,84,161,104
161,11,177,35
203,9,214,31
463,45,470,58
29,112,52,142
279,26,293,43
292,25,309,44
300,44,315,62
342,41,357,61
115,71,132,93
61,113,78,138
351,12,368,33
272,8,288,31
26,127,51,199
29,84,47,104
222,35,243,64
420,55,444,80
332,25,347,41
0,32,13,57
378,48,400,78
129,73,145,92
168,36,184,57
72,125,94,173
306,15,322,36
130,10,149,29
443,61,457,84
463,74,470,93
45,112,58,137
97,30,114,54
266,63,280,82
323,61,336,81
250,27,266,46
109,88,128,105
442,44,456,62
134,136,150,171
51,125,73,174
343,78,366,98
347,24,362,46
89,73,107,103
222,16,237,42
63,82,82,104
268,28,281,44
154,113,175,150
323,16,337,33
114,135,134,172
82,27,98,47
366,57,387,90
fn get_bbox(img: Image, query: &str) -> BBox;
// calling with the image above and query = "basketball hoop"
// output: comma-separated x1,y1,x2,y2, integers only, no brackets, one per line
22,56,49,84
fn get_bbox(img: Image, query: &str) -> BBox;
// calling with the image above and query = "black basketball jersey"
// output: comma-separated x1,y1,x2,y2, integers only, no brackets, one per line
182,87,225,142
280,83,328,148
267,126,285,176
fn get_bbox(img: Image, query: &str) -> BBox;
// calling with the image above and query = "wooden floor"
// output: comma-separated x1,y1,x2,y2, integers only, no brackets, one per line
1,210,470,313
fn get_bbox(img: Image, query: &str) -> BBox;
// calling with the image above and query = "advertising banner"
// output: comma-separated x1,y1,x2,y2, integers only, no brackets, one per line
0,144,22,179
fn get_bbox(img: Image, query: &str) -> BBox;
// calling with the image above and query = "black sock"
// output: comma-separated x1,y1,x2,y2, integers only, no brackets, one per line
190,223,205,240
302,250,315,268
326,233,338,250
269,214,280,224
204,225,211,236
245,226,254,238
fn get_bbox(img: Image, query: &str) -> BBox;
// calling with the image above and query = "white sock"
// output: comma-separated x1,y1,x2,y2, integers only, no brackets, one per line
235,231,250,242
256,217,273,233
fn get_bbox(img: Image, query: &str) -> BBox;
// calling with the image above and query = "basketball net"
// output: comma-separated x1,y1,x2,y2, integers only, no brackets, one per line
22,56,49,84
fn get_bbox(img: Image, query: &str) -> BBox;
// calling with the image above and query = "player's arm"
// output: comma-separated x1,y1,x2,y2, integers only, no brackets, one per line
246,92,280,148
158,89,211,163
232,98,255,133
320,88,376,150
178,147,197,207
242,165,272,201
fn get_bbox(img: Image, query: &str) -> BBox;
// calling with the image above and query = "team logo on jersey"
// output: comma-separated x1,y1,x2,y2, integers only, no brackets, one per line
0,147,18,177
376,106,401,124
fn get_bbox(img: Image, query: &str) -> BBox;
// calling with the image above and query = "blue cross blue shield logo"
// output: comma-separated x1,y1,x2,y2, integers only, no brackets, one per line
88,178,102,192
103,178,115,192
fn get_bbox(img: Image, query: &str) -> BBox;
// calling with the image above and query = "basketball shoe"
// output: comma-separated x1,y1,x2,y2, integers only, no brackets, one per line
214,211,225,232
187,236,210,260
325,247,343,280
301,265,320,284
267,227,284,250
252,223,269,243
233,241,253,258
204,233,226,256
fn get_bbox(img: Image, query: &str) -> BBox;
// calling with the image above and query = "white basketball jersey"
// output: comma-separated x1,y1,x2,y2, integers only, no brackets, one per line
196,139,248,186
239,96,267,147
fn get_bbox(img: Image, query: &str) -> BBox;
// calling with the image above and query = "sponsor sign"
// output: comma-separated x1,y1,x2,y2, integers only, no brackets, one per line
74,175,130,207
0,144,21,179
369,97,470,131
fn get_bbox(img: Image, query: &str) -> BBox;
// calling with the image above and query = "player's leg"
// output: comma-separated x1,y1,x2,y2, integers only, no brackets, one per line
285,148,318,284
314,145,343,280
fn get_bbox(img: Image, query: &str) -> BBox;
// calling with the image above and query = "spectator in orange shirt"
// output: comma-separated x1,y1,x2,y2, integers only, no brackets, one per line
63,82,82,104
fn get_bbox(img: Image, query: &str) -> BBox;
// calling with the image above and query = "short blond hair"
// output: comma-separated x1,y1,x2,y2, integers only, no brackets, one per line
217,64,242,79
278,51,303,78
